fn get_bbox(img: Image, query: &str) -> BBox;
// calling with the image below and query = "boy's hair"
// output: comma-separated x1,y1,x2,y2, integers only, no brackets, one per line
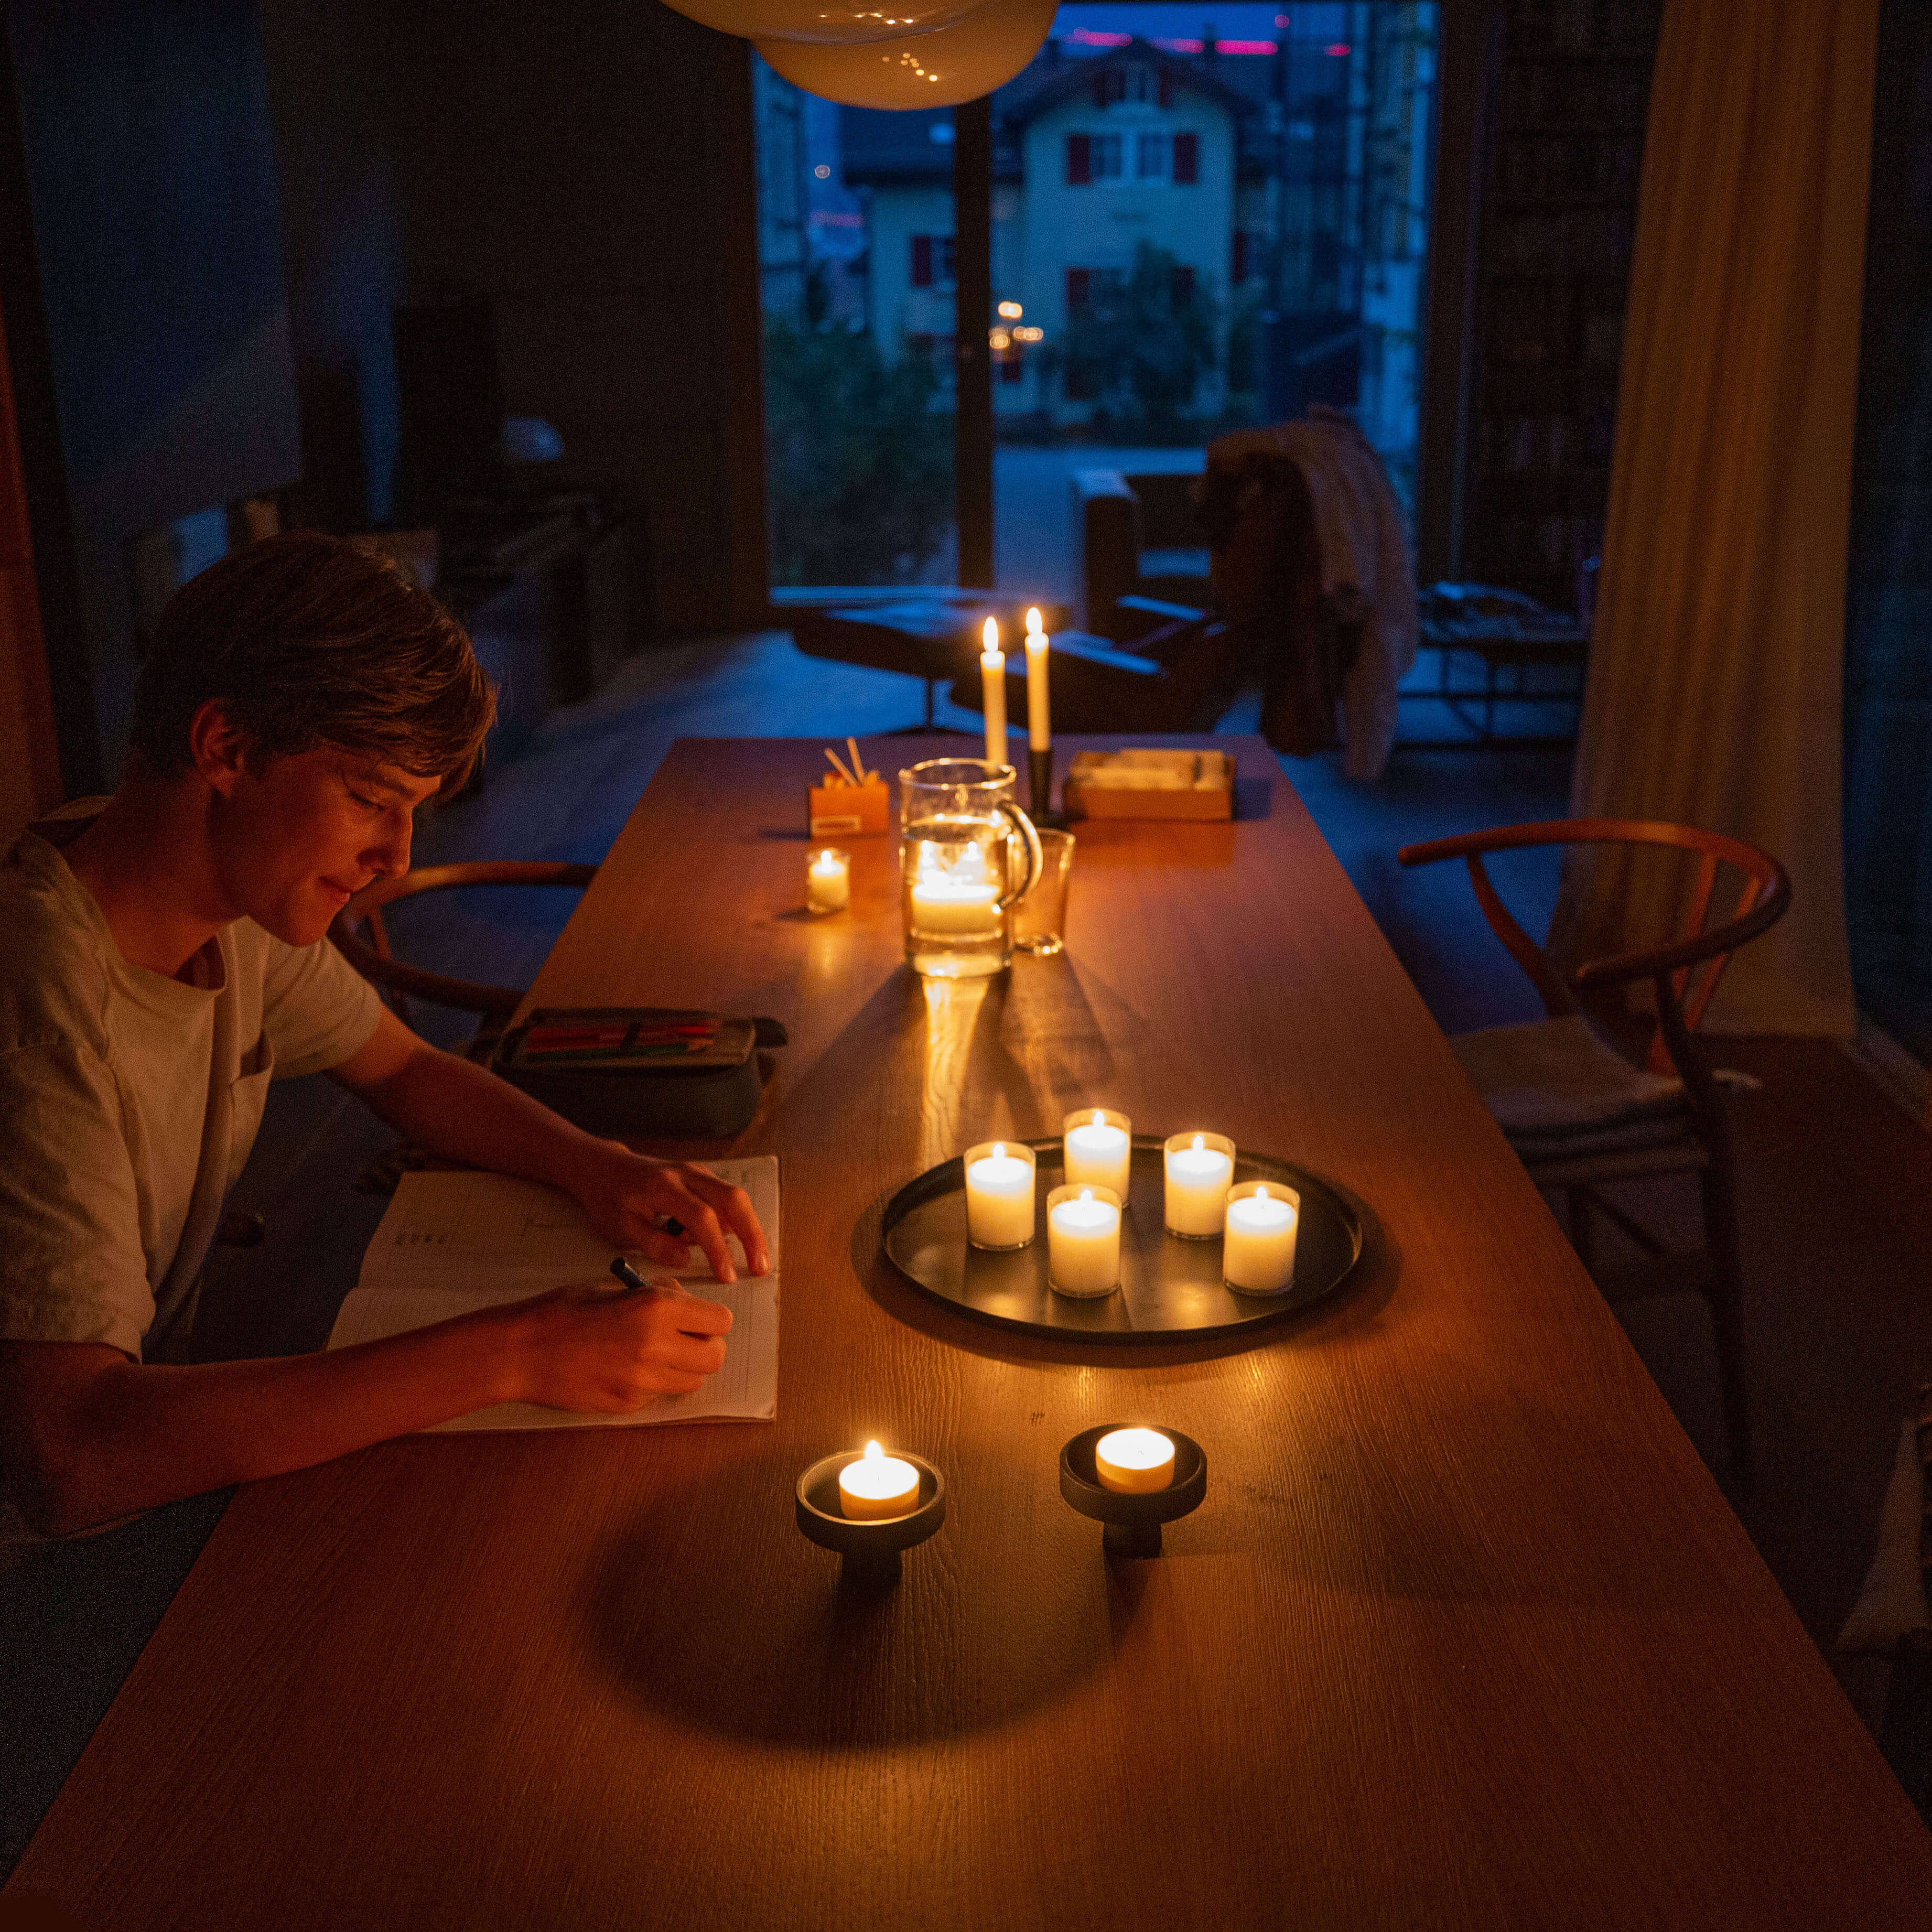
128,530,497,792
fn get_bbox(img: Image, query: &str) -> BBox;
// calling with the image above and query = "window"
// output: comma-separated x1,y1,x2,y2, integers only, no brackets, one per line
1066,133,1089,186
910,234,956,288
1172,132,1199,185
1092,133,1122,180
1066,267,1091,311
1136,132,1168,181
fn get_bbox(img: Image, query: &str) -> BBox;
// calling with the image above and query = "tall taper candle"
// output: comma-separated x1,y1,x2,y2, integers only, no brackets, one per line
981,617,1007,771
1025,607,1050,752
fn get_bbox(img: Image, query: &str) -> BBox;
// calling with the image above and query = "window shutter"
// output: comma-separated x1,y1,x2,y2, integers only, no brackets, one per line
1067,133,1091,186
1159,69,1172,109
912,235,933,287
1173,131,1199,184
1067,267,1091,311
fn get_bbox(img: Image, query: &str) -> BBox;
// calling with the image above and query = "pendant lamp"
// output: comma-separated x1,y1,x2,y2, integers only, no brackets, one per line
755,0,1055,106
660,0,997,46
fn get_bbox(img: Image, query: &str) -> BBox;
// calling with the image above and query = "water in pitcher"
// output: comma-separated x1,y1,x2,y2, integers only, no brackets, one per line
900,818,1012,978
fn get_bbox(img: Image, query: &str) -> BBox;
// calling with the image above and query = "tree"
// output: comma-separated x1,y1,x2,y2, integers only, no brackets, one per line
763,318,955,586
1053,242,1222,436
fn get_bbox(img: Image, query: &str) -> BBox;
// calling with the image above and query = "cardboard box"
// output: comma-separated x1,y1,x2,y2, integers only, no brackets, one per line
808,781,889,838
1062,749,1234,822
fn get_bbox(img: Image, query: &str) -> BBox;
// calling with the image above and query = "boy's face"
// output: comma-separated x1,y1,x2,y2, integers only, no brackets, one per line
210,744,444,947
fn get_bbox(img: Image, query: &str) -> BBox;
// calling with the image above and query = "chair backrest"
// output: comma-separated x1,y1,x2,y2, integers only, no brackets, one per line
330,860,598,1027
1396,819,1791,1073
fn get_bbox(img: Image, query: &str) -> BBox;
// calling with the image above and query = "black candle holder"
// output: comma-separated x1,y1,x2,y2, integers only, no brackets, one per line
1059,1426,1206,1559
1028,747,1067,828
795,1451,946,1589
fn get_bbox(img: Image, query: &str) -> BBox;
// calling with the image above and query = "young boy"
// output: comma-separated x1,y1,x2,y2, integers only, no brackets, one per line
0,532,770,1536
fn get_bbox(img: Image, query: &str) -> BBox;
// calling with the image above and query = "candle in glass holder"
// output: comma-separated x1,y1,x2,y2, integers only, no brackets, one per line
964,1139,1036,1248
981,618,1008,770
1095,1427,1175,1494
838,1440,921,1519
909,840,1001,936
1063,1107,1131,1199
1163,1131,1234,1238
806,846,850,913
1223,1181,1299,1294
1046,1183,1121,1297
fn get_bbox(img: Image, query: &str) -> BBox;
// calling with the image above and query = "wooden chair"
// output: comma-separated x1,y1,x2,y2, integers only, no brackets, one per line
1397,820,1791,1483
329,860,599,1059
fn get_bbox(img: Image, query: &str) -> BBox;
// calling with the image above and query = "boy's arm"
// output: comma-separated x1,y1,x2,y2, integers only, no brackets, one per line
0,1280,732,1536
327,1008,771,1282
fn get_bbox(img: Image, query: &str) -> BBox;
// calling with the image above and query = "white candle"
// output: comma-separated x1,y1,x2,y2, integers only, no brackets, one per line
1025,607,1050,752
806,847,849,913
1063,1108,1131,1198
1095,1427,1175,1494
981,617,1007,770
1048,1184,1121,1297
1164,1131,1234,1237
965,1139,1035,1248
909,839,1001,936
838,1439,921,1520
1224,1183,1299,1294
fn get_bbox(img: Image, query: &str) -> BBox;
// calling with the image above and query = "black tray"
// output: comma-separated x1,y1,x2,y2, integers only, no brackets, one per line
880,1136,1364,1344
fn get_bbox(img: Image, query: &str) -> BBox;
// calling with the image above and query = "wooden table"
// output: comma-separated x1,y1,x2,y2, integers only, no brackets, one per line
12,736,1931,1929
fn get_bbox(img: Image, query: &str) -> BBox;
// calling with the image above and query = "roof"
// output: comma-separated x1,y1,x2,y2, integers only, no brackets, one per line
840,37,1270,189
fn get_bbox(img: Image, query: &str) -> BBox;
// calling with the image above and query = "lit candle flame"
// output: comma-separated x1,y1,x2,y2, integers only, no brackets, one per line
1094,1109,1105,1127
864,1440,882,1462
992,1141,1005,1159
1026,606,1043,636
982,617,999,653
1080,1187,1093,1202
1256,1184,1268,1201
1192,1134,1205,1153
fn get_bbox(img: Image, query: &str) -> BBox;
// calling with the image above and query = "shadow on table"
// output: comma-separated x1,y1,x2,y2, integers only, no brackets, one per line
580,1450,1112,1750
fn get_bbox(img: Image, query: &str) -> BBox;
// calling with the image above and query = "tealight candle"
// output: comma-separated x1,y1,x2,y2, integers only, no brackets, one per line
838,1440,921,1520
1223,1181,1299,1294
1063,1107,1131,1199
1046,1183,1122,1297
1095,1427,1176,1494
909,839,1002,936
1163,1131,1235,1238
981,618,1007,770
806,846,850,914
964,1139,1036,1249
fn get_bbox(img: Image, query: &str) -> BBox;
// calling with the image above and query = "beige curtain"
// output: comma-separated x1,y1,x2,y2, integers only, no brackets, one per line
1549,0,1877,1035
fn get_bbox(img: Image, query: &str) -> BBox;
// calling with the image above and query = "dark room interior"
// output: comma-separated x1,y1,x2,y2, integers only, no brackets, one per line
2,1,1931,1925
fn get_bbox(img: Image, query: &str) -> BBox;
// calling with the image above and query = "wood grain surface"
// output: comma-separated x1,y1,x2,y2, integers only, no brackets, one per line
11,736,1931,1931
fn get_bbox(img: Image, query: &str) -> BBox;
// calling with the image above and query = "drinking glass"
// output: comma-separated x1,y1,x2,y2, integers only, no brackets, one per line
1012,828,1074,955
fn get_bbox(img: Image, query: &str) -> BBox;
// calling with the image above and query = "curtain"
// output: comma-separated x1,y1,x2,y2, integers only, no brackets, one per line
1548,0,1878,1035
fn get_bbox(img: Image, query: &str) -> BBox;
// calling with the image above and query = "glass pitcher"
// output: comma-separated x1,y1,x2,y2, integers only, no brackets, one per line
899,759,1043,978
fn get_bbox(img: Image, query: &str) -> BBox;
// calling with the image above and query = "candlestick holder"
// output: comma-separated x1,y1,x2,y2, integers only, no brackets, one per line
795,1451,946,1589
1027,748,1066,827
1059,1426,1206,1559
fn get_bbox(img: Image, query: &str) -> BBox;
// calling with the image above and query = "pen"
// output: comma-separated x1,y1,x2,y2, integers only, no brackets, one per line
609,1255,649,1290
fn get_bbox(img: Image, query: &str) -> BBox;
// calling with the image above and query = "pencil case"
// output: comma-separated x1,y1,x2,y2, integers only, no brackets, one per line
490,1007,786,1139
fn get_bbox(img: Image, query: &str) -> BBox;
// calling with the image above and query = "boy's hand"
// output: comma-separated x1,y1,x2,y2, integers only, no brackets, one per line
502,1280,734,1410
570,1143,771,1283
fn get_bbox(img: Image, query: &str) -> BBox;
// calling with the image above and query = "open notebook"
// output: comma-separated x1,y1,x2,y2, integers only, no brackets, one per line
325,1159,779,1431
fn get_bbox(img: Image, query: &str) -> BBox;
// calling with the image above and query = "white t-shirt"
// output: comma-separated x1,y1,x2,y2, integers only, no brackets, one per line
0,803,384,1362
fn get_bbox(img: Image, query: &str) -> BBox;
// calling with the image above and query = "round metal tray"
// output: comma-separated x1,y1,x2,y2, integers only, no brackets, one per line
880,1136,1364,1344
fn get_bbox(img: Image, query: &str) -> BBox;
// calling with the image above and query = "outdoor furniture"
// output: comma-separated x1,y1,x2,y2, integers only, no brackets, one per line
1398,818,1791,1482
13,741,1927,1929
1073,468,1211,638
1411,583,1590,747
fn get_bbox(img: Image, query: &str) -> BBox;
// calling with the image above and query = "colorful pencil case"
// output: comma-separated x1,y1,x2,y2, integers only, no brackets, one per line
492,1006,785,1139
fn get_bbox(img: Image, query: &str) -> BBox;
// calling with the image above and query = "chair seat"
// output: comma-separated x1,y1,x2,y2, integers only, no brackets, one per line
1451,1013,1690,1141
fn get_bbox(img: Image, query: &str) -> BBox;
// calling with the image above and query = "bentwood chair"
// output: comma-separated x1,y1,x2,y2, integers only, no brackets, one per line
329,860,599,1060
1398,820,1791,1483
